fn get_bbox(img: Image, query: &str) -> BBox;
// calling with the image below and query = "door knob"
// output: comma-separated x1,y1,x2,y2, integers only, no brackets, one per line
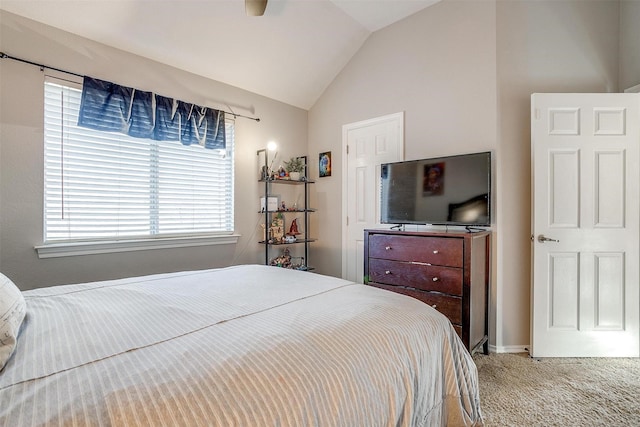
537,235,559,243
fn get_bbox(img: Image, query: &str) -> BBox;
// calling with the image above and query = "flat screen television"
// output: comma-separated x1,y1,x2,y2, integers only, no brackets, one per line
380,151,491,227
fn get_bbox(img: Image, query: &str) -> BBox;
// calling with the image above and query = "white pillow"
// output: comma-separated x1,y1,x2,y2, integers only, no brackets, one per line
1,272,26,371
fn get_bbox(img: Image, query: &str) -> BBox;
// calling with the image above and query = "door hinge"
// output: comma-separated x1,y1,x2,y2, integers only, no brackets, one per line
346,145,349,155
346,216,349,226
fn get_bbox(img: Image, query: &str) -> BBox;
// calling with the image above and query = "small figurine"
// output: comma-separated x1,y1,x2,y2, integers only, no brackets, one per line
269,213,284,242
270,247,292,268
287,218,301,235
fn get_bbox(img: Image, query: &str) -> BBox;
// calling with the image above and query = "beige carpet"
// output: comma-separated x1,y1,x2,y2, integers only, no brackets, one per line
473,353,640,426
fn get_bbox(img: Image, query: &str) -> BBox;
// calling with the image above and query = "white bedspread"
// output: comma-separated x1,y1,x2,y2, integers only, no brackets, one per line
0,265,482,426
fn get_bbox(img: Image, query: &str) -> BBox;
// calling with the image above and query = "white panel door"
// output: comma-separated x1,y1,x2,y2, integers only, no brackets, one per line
531,93,640,357
342,113,403,282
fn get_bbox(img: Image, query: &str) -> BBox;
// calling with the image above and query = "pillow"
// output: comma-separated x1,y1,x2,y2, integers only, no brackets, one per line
1,272,26,371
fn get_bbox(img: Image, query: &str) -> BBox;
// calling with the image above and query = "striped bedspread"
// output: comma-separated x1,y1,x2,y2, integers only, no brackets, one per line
0,264,483,426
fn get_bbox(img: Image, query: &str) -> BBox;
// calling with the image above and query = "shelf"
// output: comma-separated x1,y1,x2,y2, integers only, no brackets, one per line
259,238,317,245
258,209,316,214
259,178,315,184
268,265,315,272
259,156,314,268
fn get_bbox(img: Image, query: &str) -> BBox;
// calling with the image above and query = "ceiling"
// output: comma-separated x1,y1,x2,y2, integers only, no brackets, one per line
0,0,440,109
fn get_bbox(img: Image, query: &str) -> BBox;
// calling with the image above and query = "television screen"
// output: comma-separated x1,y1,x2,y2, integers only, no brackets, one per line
380,151,491,226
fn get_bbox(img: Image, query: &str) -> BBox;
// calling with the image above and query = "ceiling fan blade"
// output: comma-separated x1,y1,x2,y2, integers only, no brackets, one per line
245,0,268,16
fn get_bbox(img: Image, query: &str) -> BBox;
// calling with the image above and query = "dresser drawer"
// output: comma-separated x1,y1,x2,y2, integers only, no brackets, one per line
369,283,462,325
367,234,463,267
452,324,462,339
364,229,490,355
368,258,463,296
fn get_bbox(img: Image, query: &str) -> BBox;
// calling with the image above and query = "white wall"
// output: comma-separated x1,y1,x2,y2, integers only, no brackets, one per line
496,0,620,351
0,11,308,290
308,0,498,275
620,0,640,90
309,0,621,351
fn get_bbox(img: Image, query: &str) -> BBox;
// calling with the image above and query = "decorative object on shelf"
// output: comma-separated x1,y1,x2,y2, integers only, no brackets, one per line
269,247,307,270
260,195,279,212
284,156,305,181
267,213,284,243
287,218,301,235
277,165,287,179
319,151,331,177
257,141,278,180
285,196,301,211
270,247,292,268
295,260,308,271
260,165,269,180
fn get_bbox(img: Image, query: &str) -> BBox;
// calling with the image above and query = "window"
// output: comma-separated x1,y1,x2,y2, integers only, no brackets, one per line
43,77,234,248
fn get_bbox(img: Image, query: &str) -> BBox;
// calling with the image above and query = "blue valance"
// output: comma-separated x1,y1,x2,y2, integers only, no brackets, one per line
78,77,225,149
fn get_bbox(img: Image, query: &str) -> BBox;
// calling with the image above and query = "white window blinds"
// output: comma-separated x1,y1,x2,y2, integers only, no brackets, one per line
44,77,234,243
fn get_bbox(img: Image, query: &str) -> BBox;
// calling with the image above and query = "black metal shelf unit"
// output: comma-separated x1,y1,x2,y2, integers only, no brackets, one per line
258,157,314,270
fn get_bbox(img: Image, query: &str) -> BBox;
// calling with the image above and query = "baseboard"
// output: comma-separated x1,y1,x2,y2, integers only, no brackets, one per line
488,344,530,354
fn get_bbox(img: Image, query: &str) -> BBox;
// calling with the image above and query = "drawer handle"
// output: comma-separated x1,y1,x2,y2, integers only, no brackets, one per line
432,277,439,282
385,270,391,275
431,304,437,309
433,250,439,254
385,246,392,251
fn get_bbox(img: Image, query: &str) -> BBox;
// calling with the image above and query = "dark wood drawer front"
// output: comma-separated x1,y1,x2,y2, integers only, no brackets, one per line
370,283,462,325
368,234,463,267
452,324,462,339
364,229,490,355
368,259,463,296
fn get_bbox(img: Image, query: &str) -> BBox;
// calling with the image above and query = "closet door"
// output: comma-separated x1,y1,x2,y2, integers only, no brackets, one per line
342,113,403,283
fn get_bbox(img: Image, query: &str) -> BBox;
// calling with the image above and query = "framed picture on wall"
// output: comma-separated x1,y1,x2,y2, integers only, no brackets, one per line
319,151,332,177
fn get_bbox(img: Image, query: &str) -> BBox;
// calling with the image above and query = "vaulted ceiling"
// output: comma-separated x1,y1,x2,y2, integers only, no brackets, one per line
0,0,440,109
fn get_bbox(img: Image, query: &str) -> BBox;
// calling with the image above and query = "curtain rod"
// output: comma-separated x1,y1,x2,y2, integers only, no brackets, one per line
0,52,261,122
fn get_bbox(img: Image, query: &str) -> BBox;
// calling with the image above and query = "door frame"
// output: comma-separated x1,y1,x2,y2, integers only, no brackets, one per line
341,112,404,280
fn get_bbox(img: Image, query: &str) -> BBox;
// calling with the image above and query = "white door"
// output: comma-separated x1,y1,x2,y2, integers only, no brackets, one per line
342,113,403,282
531,93,640,357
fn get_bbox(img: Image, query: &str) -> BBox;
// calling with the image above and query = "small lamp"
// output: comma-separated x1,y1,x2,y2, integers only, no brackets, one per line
257,141,277,180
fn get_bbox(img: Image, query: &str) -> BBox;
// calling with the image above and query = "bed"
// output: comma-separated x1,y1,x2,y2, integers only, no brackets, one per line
1,264,483,426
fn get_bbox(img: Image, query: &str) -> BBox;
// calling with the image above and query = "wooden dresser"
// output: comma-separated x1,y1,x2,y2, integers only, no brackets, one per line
364,229,490,354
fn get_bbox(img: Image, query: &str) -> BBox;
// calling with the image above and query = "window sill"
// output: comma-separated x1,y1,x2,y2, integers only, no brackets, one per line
35,234,240,259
